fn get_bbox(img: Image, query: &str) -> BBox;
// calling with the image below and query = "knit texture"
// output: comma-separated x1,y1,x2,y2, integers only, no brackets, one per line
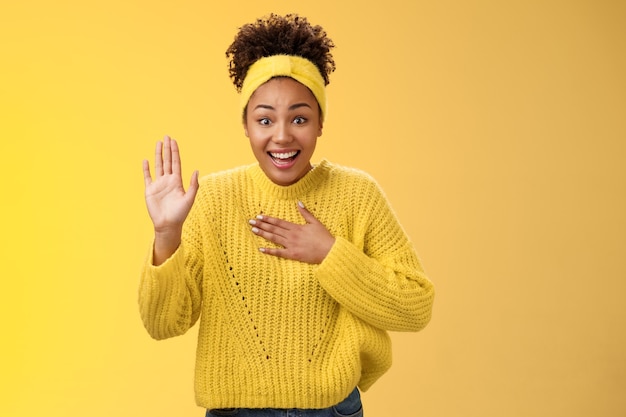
138,160,434,410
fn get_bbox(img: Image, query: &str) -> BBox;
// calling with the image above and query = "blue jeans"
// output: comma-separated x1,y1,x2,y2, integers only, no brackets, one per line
206,388,363,417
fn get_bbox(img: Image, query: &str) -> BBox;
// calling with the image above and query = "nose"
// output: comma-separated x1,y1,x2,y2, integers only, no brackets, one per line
272,122,293,144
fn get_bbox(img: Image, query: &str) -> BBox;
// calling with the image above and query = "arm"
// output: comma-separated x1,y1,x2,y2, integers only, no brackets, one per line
138,136,203,339
138,239,203,339
248,179,434,332
315,182,434,332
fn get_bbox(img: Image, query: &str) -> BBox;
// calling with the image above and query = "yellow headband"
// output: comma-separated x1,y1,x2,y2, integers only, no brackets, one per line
240,55,327,120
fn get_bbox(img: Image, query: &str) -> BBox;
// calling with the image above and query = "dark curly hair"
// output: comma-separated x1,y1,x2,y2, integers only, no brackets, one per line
225,14,336,92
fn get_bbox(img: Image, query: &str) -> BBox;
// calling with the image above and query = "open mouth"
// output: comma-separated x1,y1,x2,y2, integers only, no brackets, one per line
268,150,300,166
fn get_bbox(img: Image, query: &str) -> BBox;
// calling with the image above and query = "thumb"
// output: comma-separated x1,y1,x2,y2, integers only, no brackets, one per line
186,170,200,203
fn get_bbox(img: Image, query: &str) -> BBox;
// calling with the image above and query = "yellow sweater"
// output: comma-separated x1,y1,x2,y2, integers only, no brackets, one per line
138,159,434,410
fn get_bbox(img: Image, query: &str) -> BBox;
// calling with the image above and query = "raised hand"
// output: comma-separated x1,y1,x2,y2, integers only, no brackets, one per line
143,136,199,264
249,201,335,264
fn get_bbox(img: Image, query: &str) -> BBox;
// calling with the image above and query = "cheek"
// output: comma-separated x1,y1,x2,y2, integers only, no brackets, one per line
248,136,267,156
302,136,318,154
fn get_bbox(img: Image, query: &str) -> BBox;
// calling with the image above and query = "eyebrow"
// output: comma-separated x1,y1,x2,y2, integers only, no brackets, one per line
253,103,312,111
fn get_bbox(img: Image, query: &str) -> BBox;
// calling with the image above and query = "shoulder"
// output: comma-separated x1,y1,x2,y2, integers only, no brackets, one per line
322,160,384,193
198,164,250,185
317,160,391,215
191,165,254,213
322,159,375,181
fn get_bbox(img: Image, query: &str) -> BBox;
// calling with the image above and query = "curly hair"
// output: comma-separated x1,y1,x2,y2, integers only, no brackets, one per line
225,14,336,92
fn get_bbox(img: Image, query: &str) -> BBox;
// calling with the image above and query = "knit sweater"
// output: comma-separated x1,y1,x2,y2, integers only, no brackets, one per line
138,159,434,410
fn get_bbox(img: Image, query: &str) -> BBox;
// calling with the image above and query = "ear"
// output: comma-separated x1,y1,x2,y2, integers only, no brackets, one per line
243,120,249,137
318,120,324,137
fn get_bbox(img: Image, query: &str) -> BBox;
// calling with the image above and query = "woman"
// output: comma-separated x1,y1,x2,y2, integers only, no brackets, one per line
139,13,434,416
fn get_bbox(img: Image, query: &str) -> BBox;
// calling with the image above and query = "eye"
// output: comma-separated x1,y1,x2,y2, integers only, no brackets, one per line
293,116,307,125
258,117,271,126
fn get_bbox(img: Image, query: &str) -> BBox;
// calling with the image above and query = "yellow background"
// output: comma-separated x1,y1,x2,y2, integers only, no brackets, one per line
2,0,625,416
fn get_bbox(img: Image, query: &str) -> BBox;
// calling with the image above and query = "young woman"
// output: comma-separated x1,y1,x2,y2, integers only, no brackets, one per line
139,14,434,416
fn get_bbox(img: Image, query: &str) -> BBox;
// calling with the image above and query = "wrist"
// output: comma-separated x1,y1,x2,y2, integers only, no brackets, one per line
152,228,182,266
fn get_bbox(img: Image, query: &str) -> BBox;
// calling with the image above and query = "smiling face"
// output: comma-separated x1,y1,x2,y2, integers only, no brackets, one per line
244,77,323,186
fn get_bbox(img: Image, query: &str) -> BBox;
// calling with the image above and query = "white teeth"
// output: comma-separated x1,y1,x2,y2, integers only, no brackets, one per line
270,151,298,159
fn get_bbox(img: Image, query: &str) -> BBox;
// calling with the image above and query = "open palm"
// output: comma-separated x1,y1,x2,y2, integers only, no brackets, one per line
143,136,199,235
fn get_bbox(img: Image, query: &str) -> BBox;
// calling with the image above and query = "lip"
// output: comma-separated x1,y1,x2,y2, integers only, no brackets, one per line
267,150,300,169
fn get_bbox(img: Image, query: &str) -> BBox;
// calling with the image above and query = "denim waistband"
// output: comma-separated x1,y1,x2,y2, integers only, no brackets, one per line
206,387,362,417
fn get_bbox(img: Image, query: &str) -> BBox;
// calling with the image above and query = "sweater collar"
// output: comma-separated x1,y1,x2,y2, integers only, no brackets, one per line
247,159,331,200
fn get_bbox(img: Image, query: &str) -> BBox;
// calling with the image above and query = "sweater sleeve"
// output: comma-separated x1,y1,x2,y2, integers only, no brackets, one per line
315,179,434,332
138,198,205,340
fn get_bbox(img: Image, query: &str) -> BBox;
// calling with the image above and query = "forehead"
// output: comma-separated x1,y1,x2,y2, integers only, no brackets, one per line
248,77,318,107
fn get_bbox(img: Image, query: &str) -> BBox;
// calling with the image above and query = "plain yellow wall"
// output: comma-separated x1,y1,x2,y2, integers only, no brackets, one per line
2,1,625,416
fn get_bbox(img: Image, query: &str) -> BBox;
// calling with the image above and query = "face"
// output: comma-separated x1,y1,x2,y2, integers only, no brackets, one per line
244,77,323,186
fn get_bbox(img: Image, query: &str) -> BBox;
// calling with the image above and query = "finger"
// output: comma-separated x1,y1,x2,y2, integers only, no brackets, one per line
142,159,153,187
251,225,288,247
155,140,164,176
255,214,294,231
171,138,182,176
258,247,288,259
163,135,172,174
297,201,318,224
250,218,290,240
259,246,313,263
